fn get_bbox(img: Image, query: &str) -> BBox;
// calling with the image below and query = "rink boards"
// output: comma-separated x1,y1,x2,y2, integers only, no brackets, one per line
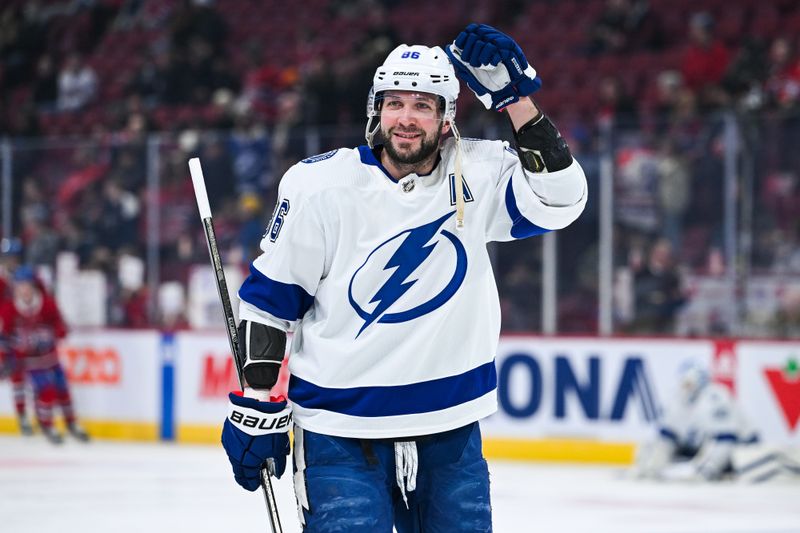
1,331,798,463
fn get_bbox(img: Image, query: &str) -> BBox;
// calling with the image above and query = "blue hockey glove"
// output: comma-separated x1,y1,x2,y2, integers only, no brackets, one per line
221,391,292,491
445,23,542,111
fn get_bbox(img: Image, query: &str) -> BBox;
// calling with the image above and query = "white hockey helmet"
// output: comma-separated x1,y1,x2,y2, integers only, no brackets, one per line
365,44,460,146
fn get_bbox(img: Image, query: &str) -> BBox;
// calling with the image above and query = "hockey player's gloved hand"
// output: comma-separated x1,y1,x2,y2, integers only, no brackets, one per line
445,23,541,111
221,391,292,491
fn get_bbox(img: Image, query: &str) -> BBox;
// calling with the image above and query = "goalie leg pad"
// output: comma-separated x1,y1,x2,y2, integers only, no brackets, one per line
237,320,286,389
513,113,573,173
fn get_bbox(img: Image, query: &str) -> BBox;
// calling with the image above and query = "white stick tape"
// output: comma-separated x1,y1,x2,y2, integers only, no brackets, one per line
188,157,212,219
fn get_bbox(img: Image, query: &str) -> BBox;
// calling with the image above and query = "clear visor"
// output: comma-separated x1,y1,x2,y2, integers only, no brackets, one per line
375,91,445,121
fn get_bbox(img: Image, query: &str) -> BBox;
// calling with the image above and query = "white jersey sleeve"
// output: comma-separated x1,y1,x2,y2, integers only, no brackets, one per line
481,142,587,242
238,163,327,332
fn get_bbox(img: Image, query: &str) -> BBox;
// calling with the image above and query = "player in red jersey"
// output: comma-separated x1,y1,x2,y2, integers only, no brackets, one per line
0,238,32,434
0,266,89,443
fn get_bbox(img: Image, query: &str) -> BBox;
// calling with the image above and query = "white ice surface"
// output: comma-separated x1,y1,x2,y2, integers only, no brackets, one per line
0,435,798,533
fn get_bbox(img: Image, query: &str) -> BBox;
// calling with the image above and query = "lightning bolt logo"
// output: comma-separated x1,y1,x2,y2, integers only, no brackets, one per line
348,211,467,338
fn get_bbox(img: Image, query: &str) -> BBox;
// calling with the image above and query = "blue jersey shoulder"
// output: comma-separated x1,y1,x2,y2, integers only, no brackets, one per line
301,149,339,164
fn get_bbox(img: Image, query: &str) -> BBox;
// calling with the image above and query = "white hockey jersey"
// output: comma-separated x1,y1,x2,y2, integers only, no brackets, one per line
238,137,587,438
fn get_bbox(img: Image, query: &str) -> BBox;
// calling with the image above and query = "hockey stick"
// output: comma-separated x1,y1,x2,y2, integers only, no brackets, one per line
188,157,283,533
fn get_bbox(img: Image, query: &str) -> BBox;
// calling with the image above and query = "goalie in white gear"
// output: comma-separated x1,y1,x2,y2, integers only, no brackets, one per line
634,360,759,482
221,24,587,532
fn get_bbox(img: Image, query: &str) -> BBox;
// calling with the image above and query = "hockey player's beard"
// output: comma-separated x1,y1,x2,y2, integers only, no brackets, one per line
382,126,441,169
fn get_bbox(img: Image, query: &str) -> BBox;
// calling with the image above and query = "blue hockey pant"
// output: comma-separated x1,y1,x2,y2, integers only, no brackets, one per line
293,421,492,532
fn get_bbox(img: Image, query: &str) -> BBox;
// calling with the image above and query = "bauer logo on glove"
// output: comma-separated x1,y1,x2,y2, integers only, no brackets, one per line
229,407,292,432
445,23,542,111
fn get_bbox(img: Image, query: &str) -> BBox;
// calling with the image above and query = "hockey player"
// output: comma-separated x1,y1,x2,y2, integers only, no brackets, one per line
0,266,89,444
0,238,32,434
633,360,759,481
220,24,587,531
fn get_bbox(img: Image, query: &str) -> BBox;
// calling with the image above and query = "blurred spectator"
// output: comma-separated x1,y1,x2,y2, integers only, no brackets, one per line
182,37,217,104
199,134,236,205
615,147,660,235
57,53,98,111
0,5,47,88
4,102,42,138
31,53,58,111
19,179,50,230
596,74,640,131
108,251,149,327
169,0,228,59
588,0,664,55
112,0,146,30
628,238,687,334
496,240,542,332
722,38,769,111
272,90,307,180
59,216,97,266
764,36,800,111
227,110,273,196
239,41,297,119
683,126,726,269
762,36,800,175
650,70,684,126
57,147,110,214
108,140,147,192
681,12,730,111
209,56,240,96
158,281,189,330
499,260,541,331
237,193,266,261
301,58,341,126
97,179,141,251
126,51,172,106
23,217,59,267
760,171,800,273
558,244,600,334
655,139,690,252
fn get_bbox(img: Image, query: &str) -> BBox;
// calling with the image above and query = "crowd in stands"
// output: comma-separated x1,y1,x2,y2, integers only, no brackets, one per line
1,0,799,337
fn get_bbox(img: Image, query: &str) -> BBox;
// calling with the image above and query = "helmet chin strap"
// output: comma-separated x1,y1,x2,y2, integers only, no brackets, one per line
365,115,380,149
450,120,465,230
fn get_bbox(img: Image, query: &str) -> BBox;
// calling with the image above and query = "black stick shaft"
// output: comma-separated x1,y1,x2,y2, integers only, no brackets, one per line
189,157,283,533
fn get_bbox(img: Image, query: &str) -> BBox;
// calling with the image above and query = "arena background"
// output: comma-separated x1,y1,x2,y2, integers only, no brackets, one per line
0,0,799,530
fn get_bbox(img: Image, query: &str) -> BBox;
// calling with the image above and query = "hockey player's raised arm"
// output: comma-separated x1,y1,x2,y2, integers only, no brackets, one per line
445,23,587,239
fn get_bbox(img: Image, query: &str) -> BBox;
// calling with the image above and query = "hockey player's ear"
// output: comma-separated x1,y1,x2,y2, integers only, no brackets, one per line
441,121,451,136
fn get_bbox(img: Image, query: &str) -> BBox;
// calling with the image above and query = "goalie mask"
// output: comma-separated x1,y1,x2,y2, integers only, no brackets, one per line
678,360,710,403
365,44,460,148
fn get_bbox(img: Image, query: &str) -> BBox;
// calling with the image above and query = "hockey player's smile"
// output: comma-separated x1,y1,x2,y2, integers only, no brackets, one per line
393,129,423,141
